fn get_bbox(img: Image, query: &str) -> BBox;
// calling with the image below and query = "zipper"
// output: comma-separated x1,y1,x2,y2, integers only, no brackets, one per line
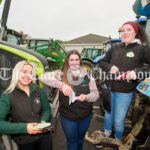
18,88,33,114
29,95,34,114
120,45,128,70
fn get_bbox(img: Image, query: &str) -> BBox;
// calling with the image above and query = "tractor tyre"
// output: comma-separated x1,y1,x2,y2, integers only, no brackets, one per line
48,88,59,133
82,60,94,71
0,135,18,150
91,64,105,115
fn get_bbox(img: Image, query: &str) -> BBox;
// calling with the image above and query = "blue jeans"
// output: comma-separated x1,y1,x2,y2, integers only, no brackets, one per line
104,91,133,139
60,114,92,150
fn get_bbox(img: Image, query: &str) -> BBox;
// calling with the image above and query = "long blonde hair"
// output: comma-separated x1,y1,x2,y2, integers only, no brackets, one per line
5,60,36,93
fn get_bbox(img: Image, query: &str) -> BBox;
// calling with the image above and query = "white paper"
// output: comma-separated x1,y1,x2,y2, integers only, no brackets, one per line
69,91,78,105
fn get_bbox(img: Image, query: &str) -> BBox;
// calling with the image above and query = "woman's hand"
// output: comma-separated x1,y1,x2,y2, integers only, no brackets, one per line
40,121,53,132
126,70,137,80
78,94,88,102
61,84,73,97
110,66,119,74
27,123,43,135
41,121,46,124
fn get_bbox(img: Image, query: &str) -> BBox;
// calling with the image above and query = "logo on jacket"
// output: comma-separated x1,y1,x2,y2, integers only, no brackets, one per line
81,79,88,86
126,52,134,57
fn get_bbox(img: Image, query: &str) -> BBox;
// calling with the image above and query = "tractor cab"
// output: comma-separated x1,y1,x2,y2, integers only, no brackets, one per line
104,38,122,53
0,27,24,45
0,40,49,95
26,38,67,71
81,47,103,71
26,38,49,50
81,47,104,61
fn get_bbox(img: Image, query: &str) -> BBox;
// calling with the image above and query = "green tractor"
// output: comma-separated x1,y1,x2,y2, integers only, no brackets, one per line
26,38,67,71
0,0,67,72
0,1,59,148
0,0,49,92
0,39,54,150
81,47,104,71
0,41,49,94
0,0,60,111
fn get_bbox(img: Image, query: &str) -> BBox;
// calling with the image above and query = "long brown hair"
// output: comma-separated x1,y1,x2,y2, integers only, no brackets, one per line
61,50,82,86
136,23,148,44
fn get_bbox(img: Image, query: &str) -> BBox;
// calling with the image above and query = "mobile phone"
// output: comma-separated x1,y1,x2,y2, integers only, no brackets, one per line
34,123,51,129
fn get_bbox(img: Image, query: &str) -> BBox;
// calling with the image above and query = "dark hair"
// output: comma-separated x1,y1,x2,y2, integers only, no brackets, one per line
136,23,148,44
61,50,82,85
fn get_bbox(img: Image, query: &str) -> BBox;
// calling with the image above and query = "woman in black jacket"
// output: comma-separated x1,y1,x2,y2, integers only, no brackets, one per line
99,21,150,140
0,60,52,150
39,50,99,150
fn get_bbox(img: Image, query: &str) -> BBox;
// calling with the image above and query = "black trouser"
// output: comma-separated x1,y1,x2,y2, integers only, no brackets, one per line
18,133,53,150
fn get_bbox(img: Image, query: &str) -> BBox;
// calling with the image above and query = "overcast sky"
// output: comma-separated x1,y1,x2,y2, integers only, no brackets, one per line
0,0,137,41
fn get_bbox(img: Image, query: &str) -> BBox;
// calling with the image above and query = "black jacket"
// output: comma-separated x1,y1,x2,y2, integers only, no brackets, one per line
9,84,50,144
99,42,150,93
59,76,93,120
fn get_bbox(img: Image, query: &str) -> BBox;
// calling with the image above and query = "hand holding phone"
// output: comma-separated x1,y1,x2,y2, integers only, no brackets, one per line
34,123,51,129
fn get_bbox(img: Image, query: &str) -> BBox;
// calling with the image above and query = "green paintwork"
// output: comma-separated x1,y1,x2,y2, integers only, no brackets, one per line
81,47,103,63
0,43,45,87
81,48,103,61
26,38,67,71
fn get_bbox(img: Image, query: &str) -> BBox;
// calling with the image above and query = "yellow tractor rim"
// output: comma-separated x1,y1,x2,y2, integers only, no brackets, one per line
83,64,91,71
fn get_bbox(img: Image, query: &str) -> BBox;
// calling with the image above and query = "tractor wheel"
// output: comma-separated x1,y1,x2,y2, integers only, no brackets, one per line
99,93,105,115
91,64,105,115
48,88,59,133
82,60,93,71
48,87,58,103
91,64,104,91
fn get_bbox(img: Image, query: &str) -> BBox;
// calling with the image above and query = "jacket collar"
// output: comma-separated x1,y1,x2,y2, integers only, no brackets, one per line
121,39,141,47
16,83,37,95
131,39,141,44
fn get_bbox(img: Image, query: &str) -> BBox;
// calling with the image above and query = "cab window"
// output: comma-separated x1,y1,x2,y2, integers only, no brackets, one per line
0,49,23,95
